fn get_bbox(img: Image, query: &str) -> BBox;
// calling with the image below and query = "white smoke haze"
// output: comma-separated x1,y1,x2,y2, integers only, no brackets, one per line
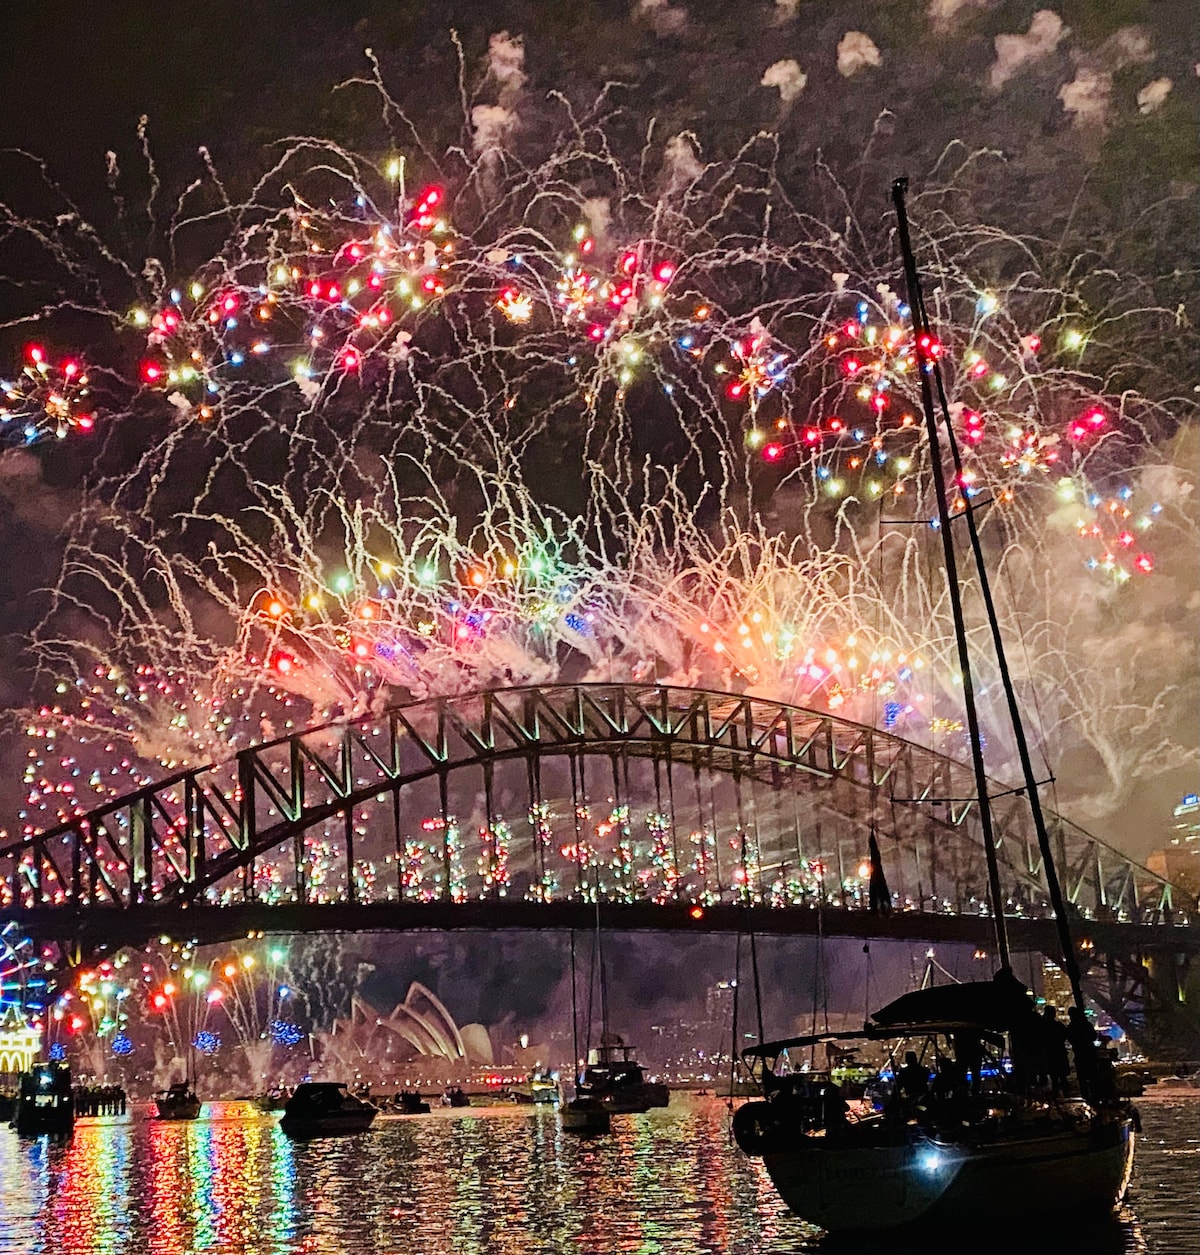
990,11,1068,89
1059,67,1114,126
471,103,518,154
580,197,612,245
661,133,704,192
761,58,807,103
1096,26,1154,72
837,31,882,77
1136,77,1173,114
470,32,525,159
635,0,687,36
928,0,988,31
1051,25,1155,128
485,30,526,102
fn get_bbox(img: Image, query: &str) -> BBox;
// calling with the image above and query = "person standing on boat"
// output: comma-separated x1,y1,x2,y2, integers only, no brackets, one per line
896,1051,928,1103
820,1082,849,1140
1008,1003,1045,1093
1041,1007,1070,1096
1093,1033,1119,1103
952,1030,985,1100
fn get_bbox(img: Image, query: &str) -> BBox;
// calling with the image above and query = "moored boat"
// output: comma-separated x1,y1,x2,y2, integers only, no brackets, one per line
279,1082,377,1138
732,179,1138,1235
253,1087,290,1113
734,984,1135,1232
391,1089,431,1114
153,1082,202,1121
560,1095,611,1135
506,1069,560,1105
578,1038,669,1114
12,1062,74,1136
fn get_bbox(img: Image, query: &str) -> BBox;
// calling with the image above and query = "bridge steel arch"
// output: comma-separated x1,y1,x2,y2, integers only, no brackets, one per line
0,685,1184,934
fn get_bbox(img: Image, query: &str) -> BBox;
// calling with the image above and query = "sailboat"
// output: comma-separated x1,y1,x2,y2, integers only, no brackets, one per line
731,179,1136,1234
561,930,611,1135
153,1041,202,1121
575,898,669,1114
152,1080,202,1121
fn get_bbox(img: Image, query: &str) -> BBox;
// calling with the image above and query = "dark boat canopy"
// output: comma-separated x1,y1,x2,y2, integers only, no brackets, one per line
742,973,1036,1062
870,973,1034,1033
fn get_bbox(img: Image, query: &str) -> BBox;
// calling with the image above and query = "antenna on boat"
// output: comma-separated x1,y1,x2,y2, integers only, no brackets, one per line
570,930,580,1092
891,177,1086,1011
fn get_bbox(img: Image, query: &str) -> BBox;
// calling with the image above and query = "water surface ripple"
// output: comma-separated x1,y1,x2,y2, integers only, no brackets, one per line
0,1096,1194,1254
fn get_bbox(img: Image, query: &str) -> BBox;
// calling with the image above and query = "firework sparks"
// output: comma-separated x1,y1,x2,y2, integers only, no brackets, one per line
0,76,1190,847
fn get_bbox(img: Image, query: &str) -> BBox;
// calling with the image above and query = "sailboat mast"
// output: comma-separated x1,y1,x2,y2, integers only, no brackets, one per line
891,178,1011,973
570,931,580,1086
598,916,610,1047
891,179,1086,1012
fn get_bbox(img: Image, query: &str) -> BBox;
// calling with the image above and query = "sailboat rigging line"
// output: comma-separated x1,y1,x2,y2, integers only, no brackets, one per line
749,774,767,900
893,176,1085,1012
570,930,580,1092
863,942,873,1026
729,930,741,1122
750,928,766,1049
585,903,599,1074
809,893,827,1068
528,757,545,896
594,903,609,1057
891,177,1011,974
740,829,768,1049
569,752,585,899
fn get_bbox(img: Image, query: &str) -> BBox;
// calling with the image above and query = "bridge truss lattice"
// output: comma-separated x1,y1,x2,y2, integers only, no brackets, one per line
0,685,1181,934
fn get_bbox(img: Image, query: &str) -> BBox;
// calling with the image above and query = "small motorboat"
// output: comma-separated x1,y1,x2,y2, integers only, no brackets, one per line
578,1039,670,1114
153,1082,202,1121
441,1086,471,1108
279,1082,377,1138
393,1090,431,1115
560,1095,611,1135
253,1087,290,1113
12,1063,74,1136
507,1069,560,1105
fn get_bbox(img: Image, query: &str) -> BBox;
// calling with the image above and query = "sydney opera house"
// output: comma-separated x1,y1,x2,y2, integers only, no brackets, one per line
314,983,497,1083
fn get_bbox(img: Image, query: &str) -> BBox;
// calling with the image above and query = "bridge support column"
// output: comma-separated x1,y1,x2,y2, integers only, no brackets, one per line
1141,949,1200,1062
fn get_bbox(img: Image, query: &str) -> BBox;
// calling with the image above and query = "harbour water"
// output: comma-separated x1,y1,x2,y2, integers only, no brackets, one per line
0,1095,1194,1254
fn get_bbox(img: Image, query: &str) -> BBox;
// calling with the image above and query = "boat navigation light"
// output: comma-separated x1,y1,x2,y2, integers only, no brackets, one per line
920,1151,942,1174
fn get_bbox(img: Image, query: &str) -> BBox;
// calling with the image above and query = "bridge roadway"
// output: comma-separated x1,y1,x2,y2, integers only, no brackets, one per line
7,898,1199,960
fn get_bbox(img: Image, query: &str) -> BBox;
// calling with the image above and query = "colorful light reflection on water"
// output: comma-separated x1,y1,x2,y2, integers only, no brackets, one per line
0,1098,1194,1254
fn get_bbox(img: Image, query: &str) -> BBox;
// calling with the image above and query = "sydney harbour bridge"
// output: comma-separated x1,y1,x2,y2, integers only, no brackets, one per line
1,684,1198,1053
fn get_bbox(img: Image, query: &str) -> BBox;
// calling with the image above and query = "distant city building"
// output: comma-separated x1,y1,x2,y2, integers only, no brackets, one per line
1147,793,1200,898
705,980,737,1025
1041,960,1073,1014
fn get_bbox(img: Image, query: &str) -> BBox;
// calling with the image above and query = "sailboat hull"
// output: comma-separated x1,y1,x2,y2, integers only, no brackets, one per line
597,1082,670,1114
760,1117,1134,1234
